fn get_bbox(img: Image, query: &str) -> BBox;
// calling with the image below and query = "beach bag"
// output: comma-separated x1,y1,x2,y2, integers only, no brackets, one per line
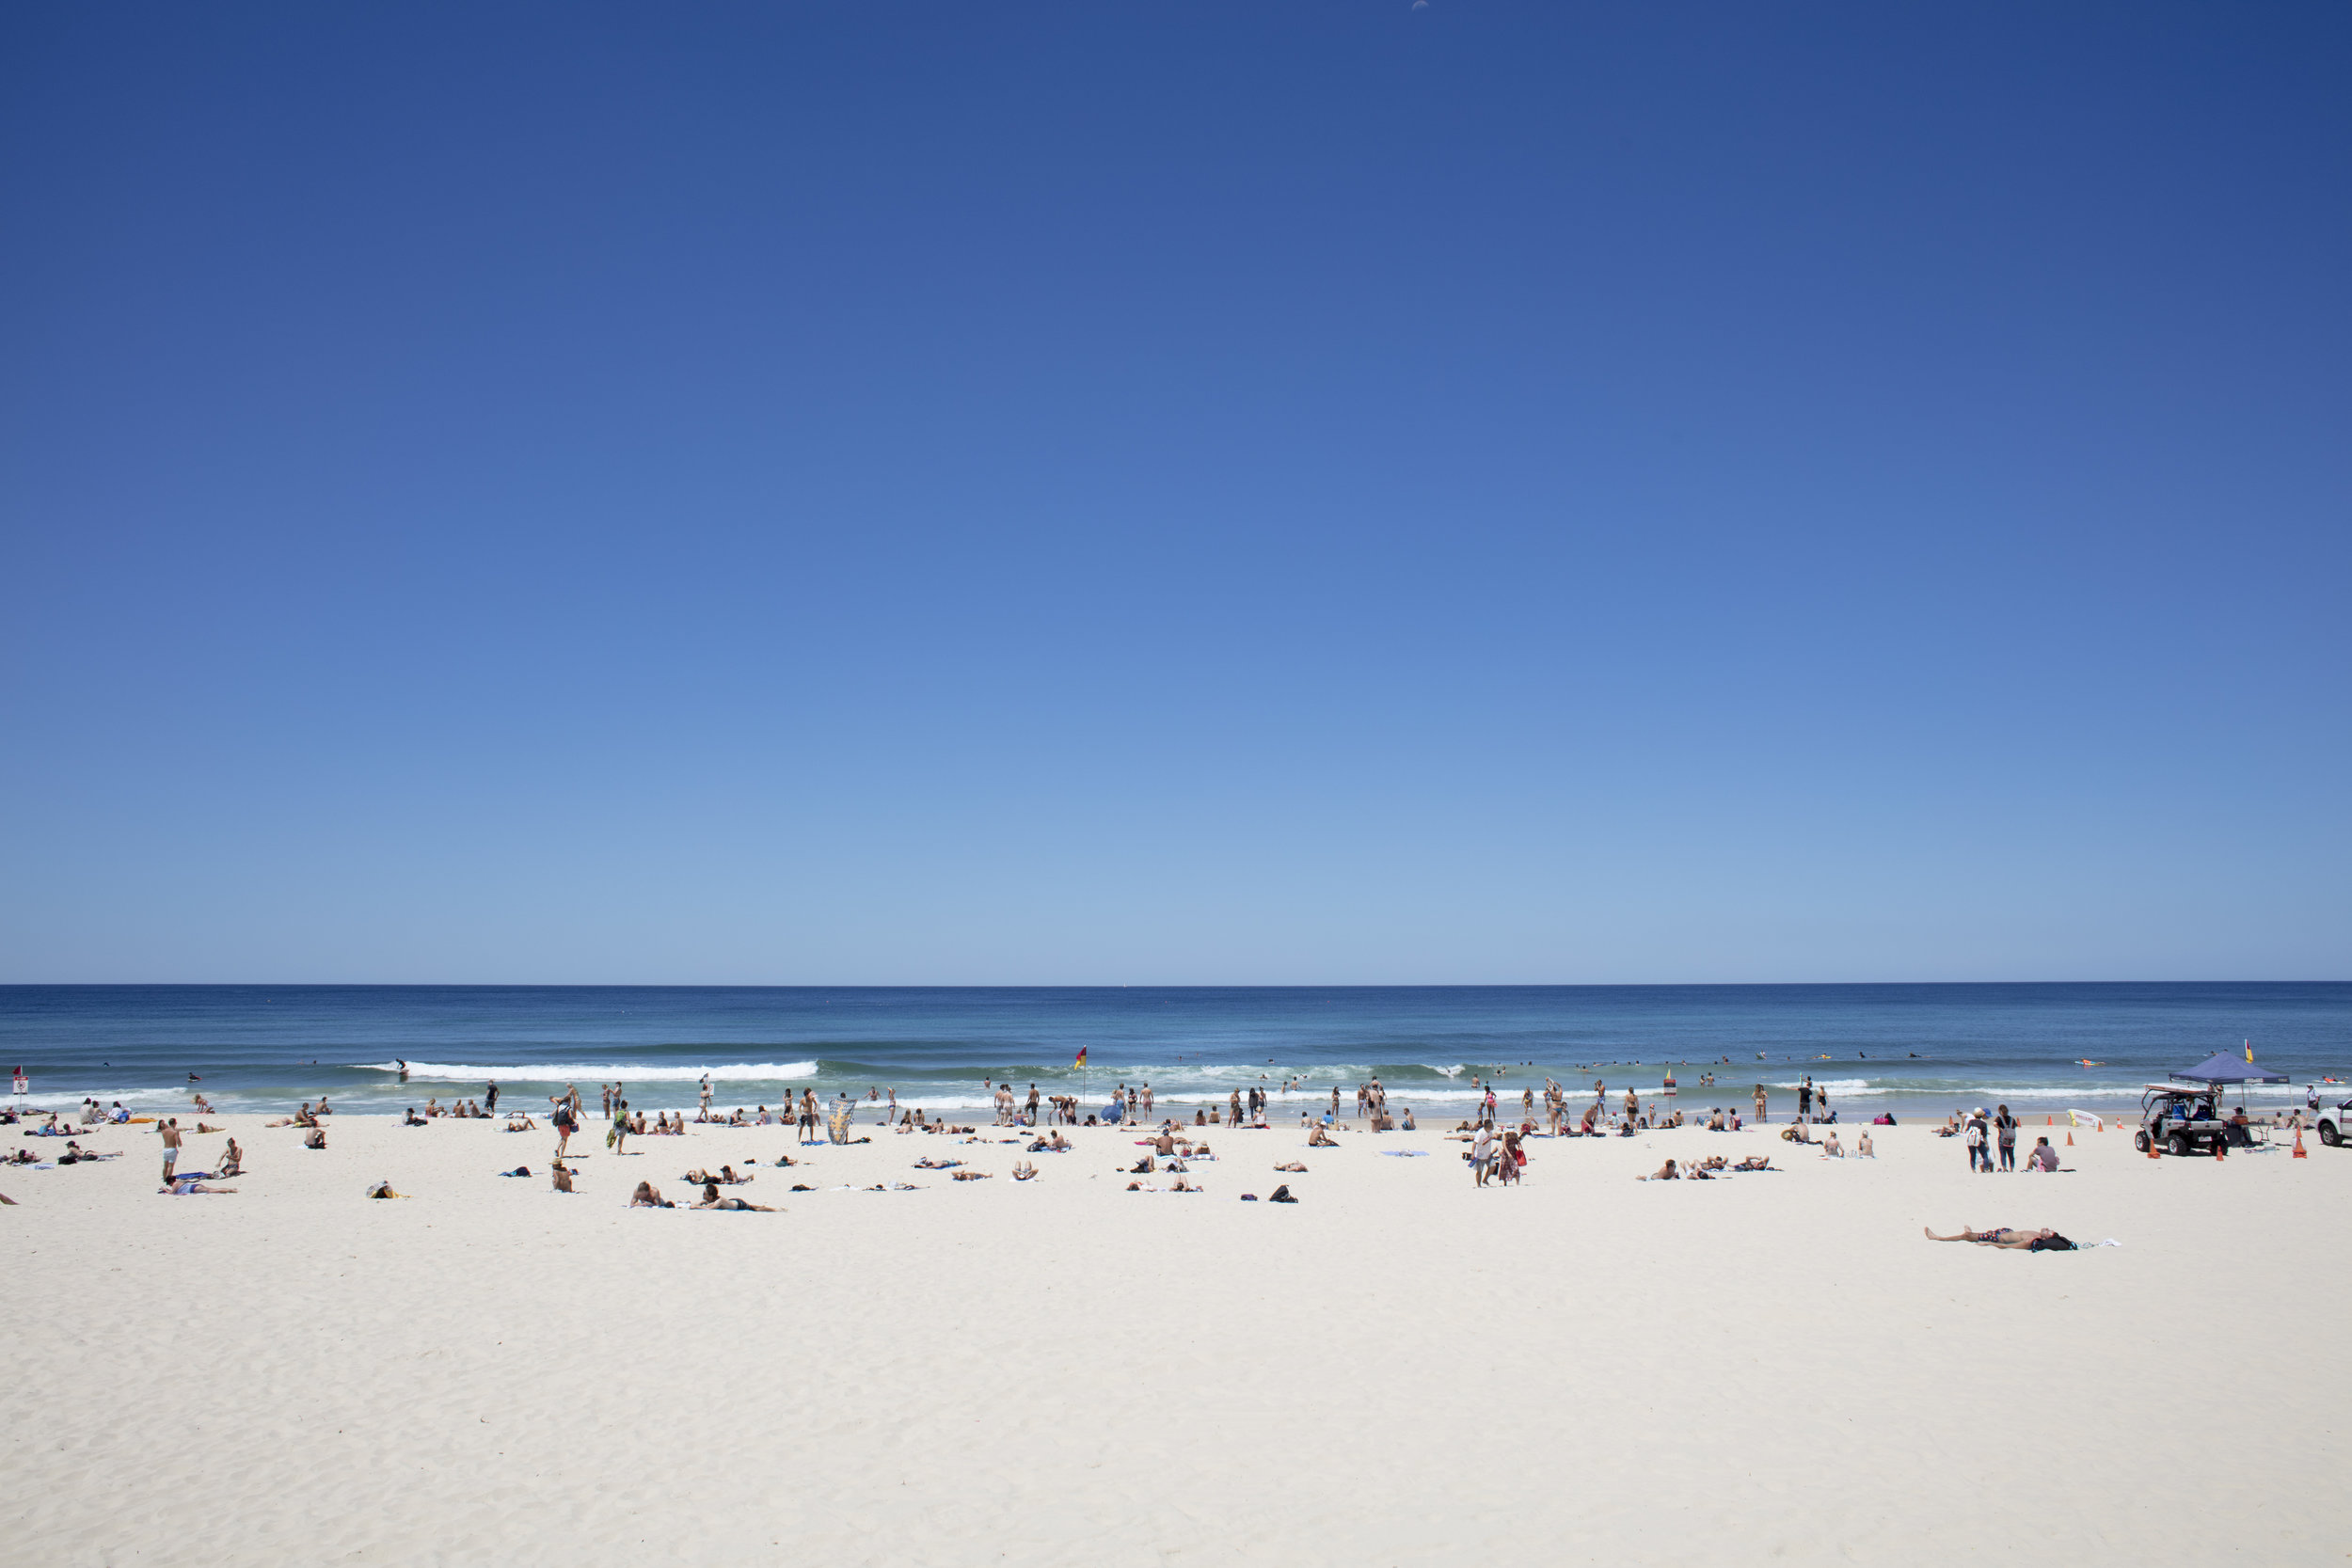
2029,1233,2076,1252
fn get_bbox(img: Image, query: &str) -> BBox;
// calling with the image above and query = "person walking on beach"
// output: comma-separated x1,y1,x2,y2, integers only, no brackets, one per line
1754,1085,1768,1123
159,1117,182,1184
1994,1105,2017,1171
1798,1078,1813,1119
485,1080,499,1114
1472,1121,1495,1186
1963,1110,1987,1172
551,1095,576,1157
699,1075,712,1118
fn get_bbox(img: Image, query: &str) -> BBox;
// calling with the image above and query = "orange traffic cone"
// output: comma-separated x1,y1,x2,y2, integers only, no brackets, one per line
2066,1130,2074,1146
2146,1134,2160,1160
2045,1115,2053,1126
2293,1128,2308,1159
2214,1140,2226,1162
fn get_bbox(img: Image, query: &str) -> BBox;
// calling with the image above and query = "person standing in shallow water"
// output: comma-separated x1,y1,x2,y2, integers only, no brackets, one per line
1753,1085,1768,1123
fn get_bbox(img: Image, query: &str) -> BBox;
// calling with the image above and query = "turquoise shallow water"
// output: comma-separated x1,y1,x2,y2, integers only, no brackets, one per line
2,983,2344,1119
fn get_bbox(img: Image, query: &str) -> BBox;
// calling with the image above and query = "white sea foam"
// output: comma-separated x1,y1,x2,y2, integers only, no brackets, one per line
353,1060,819,1084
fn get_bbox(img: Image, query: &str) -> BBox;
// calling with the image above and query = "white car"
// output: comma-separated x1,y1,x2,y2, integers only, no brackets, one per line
2313,1097,2351,1148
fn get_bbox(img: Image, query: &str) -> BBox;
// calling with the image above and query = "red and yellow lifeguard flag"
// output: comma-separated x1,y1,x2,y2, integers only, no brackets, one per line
1074,1046,1089,1069
2245,1039,2255,1063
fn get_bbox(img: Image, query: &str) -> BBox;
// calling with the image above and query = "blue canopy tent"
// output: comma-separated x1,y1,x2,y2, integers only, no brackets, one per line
2169,1052,2288,1086
2169,1050,2290,1131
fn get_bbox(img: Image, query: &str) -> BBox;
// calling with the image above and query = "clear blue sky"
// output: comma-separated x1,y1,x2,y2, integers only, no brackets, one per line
2,3,2345,983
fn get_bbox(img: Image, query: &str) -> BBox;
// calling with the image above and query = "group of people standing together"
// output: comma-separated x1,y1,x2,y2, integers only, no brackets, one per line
1958,1104,2021,1171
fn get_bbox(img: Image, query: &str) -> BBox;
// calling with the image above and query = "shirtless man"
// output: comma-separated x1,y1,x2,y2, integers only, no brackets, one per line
1638,1158,1679,1180
629,1180,670,1207
694,1182,773,1211
159,1117,183,1185
1923,1225,2064,1249
216,1138,245,1176
550,1160,575,1193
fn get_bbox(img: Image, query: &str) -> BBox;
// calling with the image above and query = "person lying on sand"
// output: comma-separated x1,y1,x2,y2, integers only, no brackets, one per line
505,1114,538,1132
951,1169,991,1180
365,1180,405,1198
1170,1178,1202,1192
1638,1159,1679,1180
1128,1155,1155,1173
630,1181,672,1208
1732,1156,1774,1171
1275,1162,1308,1172
1924,1225,2072,1250
163,1178,237,1195
1011,1160,1037,1180
694,1182,773,1211
404,1108,428,1126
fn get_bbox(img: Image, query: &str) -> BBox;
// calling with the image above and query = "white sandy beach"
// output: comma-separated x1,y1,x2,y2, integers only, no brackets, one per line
7,1110,2344,1567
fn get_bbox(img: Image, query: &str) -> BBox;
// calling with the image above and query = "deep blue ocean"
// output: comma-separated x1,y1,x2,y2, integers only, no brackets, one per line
3,983,2345,1119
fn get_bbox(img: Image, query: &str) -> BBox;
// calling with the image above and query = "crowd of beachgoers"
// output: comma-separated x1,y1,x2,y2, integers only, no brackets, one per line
7,1061,2329,1252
